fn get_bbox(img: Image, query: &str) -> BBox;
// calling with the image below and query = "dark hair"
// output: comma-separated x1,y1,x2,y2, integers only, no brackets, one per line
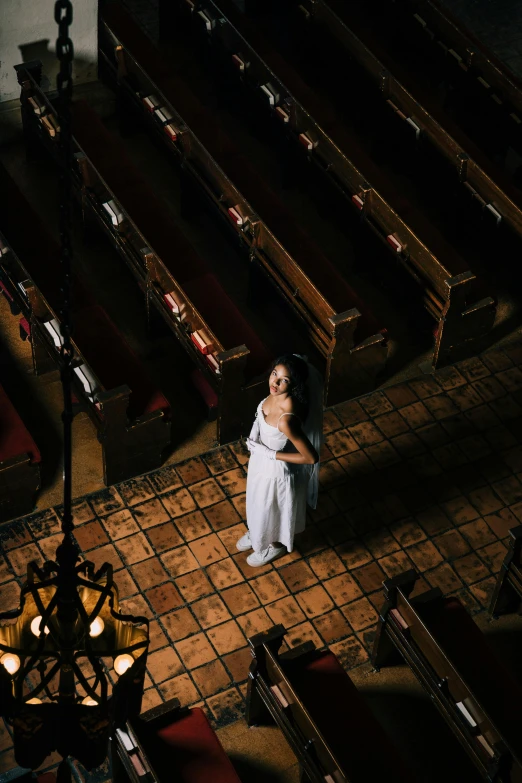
270,354,309,412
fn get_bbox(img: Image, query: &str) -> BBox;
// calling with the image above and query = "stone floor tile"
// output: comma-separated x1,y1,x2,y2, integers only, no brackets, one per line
132,497,170,530
145,521,183,553
477,540,507,572
328,636,368,669
236,608,274,638
452,553,490,585
89,488,125,516
176,457,210,484
203,447,238,475
351,561,386,593
175,570,214,601
266,595,306,628
374,411,410,438
388,517,426,547
176,632,217,669
416,506,453,536
341,597,379,631
117,533,155,565
207,687,244,727
377,550,415,578
161,487,197,518
206,558,244,589
192,659,231,698
131,556,169,590
189,479,226,509
399,401,434,429
222,647,251,682
295,585,334,618
484,508,519,538
408,377,440,400
161,545,200,577
334,399,368,426
249,572,289,605
285,621,324,650
204,499,242,531
159,672,200,706
324,429,360,458
432,530,470,561
425,563,463,594
191,594,231,629
323,572,363,606
86,542,124,572
470,576,498,609
215,468,247,498
221,582,260,615
119,477,155,507
148,466,182,495
459,518,497,549
189,533,229,567
73,520,109,551
279,561,318,592
308,550,346,580
336,540,373,570
145,582,184,615
233,550,273,579
313,609,352,643
101,509,139,541
362,529,400,559
147,646,184,684
492,475,522,506
207,620,247,655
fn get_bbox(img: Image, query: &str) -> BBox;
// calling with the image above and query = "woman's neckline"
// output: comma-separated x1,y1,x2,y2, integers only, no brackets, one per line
261,398,284,430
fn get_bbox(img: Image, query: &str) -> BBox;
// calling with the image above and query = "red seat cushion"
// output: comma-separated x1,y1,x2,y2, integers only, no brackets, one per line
137,707,242,783
183,273,272,379
0,383,41,465
72,305,170,421
283,649,416,782
420,596,522,756
71,101,208,286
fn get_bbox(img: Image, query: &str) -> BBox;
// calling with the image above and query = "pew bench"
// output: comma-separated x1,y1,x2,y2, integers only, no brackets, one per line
381,0,522,156
246,624,416,782
0,380,41,523
372,569,522,782
175,0,496,369
489,526,522,618
112,697,243,783
290,0,522,255
99,0,389,405
14,64,272,444
0,163,171,486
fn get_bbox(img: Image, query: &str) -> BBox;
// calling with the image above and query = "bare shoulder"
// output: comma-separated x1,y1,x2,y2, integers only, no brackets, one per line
278,408,303,436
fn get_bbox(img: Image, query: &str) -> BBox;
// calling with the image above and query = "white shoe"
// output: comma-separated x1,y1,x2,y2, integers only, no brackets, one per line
246,544,286,567
236,531,252,552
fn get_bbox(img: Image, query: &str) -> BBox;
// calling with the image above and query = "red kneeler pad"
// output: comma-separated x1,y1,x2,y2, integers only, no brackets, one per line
139,707,242,783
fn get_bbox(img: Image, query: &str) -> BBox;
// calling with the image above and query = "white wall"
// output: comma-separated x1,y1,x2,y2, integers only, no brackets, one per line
0,0,97,104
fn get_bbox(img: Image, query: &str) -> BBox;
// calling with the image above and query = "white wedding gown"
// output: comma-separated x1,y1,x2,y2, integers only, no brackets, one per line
245,398,309,553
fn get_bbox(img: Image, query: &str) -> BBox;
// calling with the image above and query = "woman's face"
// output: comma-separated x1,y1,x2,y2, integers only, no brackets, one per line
269,364,292,396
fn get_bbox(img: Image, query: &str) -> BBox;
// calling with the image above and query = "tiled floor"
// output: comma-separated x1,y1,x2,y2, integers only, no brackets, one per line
2,338,522,776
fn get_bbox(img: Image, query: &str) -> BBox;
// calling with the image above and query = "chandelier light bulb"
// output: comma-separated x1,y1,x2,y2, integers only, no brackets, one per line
114,654,134,676
89,617,104,638
82,696,98,706
1,654,20,675
27,698,42,704
30,616,50,637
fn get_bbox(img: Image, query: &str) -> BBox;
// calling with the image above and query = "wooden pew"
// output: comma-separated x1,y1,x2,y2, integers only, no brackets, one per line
174,0,497,369
246,624,416,782
288,0,522,244
98,0,389,406
0,380,41,524
112,697,243,783
489,526,522,618
0,163,171,486
372,569,522,782
14,64,272,444
380,0,522,156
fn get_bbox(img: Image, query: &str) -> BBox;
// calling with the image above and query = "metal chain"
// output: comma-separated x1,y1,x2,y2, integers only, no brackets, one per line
55,0,75,542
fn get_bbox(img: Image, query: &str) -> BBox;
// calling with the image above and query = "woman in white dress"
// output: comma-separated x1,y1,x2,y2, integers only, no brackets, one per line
237,354,323,567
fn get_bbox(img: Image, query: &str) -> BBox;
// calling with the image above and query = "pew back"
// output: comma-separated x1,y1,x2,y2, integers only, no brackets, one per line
489,525,522,618
373,570,522,782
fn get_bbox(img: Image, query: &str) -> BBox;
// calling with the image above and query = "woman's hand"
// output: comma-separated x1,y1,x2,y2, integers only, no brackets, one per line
246,438,277,460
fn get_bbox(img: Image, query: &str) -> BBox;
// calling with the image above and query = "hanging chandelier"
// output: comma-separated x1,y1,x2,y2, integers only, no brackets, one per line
0,1,149,778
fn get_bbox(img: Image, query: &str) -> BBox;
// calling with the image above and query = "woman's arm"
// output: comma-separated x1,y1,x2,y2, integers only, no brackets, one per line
275,416,319,465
